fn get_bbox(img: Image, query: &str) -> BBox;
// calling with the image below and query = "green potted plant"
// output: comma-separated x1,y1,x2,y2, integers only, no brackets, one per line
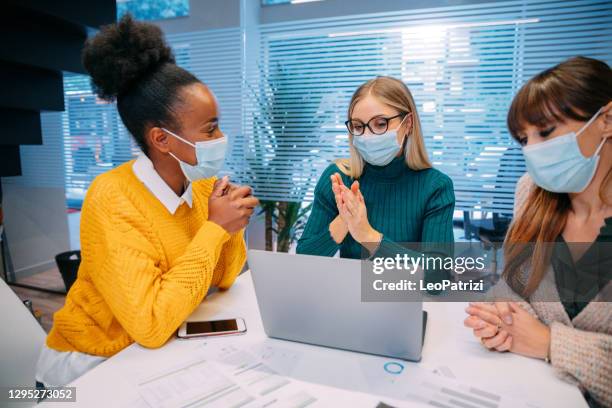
246,62,328,252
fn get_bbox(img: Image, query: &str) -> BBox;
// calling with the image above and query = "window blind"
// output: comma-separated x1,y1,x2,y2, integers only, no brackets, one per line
59,27,243,207
241,0,612,215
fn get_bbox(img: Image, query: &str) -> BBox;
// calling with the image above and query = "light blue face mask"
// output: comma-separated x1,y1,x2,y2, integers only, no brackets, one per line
162,127,227,182
522,107,605,193
352,114,410,166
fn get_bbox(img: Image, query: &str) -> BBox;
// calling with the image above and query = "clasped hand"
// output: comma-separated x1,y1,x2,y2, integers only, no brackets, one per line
464,301,551,360
329,173,382,251
208,175,259,234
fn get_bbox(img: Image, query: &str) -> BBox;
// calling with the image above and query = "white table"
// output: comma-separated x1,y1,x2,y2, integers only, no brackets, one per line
41,271,586,408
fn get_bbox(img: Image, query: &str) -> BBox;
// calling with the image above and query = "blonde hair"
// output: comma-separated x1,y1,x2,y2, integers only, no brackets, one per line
335,76,432,178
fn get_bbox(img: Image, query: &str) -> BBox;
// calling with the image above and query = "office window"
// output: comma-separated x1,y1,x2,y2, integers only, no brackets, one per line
57,28,242,208
242,0,612,215
116,0,190,20
39,0,612,213
62,74,140,208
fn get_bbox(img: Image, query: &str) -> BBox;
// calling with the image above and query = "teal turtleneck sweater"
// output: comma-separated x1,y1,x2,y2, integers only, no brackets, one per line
296,156,455,259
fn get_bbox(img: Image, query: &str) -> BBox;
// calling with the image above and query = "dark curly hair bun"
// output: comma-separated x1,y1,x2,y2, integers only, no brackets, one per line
83,14,176,100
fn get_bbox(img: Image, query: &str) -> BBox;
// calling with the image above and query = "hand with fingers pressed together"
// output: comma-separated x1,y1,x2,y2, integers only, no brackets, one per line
464,302,551,360
329,172,383,254
213,175,244,197
209,175,259,234
328,173,350,244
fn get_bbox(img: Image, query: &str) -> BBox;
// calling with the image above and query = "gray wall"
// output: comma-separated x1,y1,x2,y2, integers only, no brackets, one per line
153,0,496,32
2,185,70,277
1,112,70,278
260,0,495,23
155,0,241,33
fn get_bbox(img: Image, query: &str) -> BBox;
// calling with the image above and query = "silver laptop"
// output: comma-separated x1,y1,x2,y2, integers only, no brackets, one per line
248,250,426,361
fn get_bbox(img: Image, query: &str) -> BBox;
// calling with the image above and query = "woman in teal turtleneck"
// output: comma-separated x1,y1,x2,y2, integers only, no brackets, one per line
297,76,455,259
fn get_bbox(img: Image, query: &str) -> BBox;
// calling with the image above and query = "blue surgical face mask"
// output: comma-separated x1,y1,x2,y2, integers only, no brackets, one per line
352,114,410,166
522,107,605,193
162,128,227,182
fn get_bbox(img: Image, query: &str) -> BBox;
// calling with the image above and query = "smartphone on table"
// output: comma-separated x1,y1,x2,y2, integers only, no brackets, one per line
177,318,246,339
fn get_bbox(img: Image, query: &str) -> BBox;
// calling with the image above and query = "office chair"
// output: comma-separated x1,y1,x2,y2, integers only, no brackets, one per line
0,279,46,407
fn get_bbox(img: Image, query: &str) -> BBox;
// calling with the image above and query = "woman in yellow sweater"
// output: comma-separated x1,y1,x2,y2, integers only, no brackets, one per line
35,15,258,387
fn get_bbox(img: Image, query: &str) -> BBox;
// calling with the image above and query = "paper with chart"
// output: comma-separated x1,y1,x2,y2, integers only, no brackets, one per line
200,338,542,408
133,335,541,408
135,350,320,408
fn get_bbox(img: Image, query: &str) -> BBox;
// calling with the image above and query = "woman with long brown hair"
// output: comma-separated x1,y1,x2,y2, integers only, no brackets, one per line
296,76,454,259
465,56,612,407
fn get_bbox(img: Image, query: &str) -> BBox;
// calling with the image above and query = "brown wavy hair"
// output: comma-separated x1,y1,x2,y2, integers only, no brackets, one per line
504,56,612,297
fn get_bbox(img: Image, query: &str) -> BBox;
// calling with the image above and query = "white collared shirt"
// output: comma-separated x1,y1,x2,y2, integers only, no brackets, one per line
132,153,193,214
36,347,106,387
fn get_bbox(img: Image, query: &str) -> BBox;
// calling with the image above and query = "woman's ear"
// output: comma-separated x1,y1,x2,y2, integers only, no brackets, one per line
601,101,612,140
148,127,170,154
401,113,413,137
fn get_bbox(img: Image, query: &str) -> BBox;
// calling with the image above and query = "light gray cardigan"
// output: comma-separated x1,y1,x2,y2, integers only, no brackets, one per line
489,174,612,407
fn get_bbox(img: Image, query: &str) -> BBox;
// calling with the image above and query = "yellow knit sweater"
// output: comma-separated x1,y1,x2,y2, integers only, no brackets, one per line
46,160,246,357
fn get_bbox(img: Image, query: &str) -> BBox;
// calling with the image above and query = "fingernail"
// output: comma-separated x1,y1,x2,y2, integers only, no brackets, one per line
504,315,512,324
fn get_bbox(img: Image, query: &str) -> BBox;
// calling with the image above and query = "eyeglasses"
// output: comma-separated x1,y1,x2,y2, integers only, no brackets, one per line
345,113,407,136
